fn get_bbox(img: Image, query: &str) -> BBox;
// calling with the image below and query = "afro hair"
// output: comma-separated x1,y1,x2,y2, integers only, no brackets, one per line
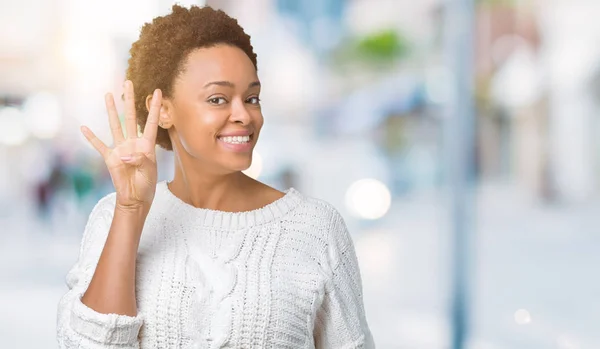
126,5,257,150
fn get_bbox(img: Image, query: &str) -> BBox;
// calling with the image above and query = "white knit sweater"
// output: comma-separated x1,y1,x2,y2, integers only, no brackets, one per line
56,180,375,348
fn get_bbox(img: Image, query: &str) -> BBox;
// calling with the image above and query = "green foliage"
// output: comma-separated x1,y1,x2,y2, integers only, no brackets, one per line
355,29,409,61
330,28,410,70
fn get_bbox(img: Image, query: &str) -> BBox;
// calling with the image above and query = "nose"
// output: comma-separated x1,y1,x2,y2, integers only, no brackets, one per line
230,98,251,125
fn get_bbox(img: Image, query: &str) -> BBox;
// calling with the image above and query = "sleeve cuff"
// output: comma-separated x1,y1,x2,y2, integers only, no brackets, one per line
70,294,143,345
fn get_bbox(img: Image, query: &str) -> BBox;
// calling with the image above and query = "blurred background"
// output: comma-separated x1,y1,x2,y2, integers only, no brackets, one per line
1,0,600,347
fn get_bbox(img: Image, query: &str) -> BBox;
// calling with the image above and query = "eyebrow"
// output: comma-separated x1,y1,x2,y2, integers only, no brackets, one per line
203,81,261,89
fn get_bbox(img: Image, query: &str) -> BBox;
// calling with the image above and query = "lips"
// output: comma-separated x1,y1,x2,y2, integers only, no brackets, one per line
217,133,254,139
217,130,254,138
217,135,254,152
215,129,255,152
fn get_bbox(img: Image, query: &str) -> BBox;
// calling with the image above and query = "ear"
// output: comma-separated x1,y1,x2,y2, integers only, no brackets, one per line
145,93,173,129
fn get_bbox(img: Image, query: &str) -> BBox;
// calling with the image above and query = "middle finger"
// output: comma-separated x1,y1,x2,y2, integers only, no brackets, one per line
124,80,138,139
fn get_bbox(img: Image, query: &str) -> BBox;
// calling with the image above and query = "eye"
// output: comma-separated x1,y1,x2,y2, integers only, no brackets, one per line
208,97,227,105
246,96,261,105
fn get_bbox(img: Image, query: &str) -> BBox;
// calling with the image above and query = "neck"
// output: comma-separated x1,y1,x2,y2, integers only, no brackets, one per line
168,152,256,212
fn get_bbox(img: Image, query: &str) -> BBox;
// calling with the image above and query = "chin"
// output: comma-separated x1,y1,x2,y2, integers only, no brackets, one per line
221,157,253,173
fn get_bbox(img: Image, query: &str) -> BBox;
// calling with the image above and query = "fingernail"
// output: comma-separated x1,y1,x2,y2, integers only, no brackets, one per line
153,89,160,98
120,156,133,161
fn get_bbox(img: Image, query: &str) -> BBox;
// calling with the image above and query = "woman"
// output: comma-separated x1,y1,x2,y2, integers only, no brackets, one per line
56,5,374,348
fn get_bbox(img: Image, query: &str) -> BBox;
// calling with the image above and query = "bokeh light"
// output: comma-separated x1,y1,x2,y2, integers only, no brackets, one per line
345,178,391,220
514,309,532,325
22,92,62,139
0,107,28,146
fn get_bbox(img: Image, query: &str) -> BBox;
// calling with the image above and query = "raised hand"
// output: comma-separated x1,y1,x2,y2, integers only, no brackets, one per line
81,80,162,213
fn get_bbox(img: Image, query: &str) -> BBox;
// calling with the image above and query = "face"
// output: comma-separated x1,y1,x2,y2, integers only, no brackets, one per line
163,44,263,174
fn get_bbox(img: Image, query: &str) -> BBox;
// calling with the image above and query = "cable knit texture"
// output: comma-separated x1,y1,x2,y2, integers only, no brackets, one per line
56,180,375,348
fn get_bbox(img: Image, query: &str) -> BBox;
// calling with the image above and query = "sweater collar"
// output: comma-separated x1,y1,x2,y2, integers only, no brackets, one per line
156,180,303,230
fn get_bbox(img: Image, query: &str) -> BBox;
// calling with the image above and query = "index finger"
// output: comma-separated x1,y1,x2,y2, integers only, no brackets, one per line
143,89,162,142
105,93,125,145
81,126,110,159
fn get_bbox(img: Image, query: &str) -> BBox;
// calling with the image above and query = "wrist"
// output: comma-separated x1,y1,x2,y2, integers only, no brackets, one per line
111,206,149,244
114,204,150,220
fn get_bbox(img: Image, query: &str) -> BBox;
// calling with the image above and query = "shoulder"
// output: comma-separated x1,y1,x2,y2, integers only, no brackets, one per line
289,192,357,274
293,193,347,229
289,192,352,249
290,189,338,218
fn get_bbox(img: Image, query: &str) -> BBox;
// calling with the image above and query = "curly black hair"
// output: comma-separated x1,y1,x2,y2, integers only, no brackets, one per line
126,4,257,150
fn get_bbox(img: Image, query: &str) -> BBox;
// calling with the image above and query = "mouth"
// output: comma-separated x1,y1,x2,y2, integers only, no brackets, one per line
216,133,254,145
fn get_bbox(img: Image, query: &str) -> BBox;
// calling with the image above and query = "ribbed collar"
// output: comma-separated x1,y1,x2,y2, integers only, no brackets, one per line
156,180,304,230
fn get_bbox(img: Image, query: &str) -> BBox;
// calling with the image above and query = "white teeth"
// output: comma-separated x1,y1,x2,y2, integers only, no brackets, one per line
220,135,251,144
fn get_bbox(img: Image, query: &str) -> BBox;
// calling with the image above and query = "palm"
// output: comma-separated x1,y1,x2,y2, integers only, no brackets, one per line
81,81,162,211
105,137,156,207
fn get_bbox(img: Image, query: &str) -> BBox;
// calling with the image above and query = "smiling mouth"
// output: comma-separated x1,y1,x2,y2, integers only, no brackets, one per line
217,133,254,144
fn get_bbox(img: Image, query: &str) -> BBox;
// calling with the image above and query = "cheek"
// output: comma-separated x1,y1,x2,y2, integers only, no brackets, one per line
198,112,223,128
254,112,265,132
176,107,223,150
196,114,222,139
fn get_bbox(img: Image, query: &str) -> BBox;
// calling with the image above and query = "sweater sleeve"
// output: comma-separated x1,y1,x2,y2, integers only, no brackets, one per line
56,193,144,348
313,207,375,349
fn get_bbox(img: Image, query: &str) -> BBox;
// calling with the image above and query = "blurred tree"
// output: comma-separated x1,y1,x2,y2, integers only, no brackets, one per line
331,29,411,69
355,30,409,63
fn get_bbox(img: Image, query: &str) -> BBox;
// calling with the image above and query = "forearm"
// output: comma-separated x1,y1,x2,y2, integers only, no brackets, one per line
81,207,147,317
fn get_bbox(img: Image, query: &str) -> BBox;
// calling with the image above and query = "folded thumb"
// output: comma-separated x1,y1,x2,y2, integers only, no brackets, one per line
121,152,147,167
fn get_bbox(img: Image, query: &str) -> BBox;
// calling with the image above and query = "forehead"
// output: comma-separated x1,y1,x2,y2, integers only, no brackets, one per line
178,44,258,85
